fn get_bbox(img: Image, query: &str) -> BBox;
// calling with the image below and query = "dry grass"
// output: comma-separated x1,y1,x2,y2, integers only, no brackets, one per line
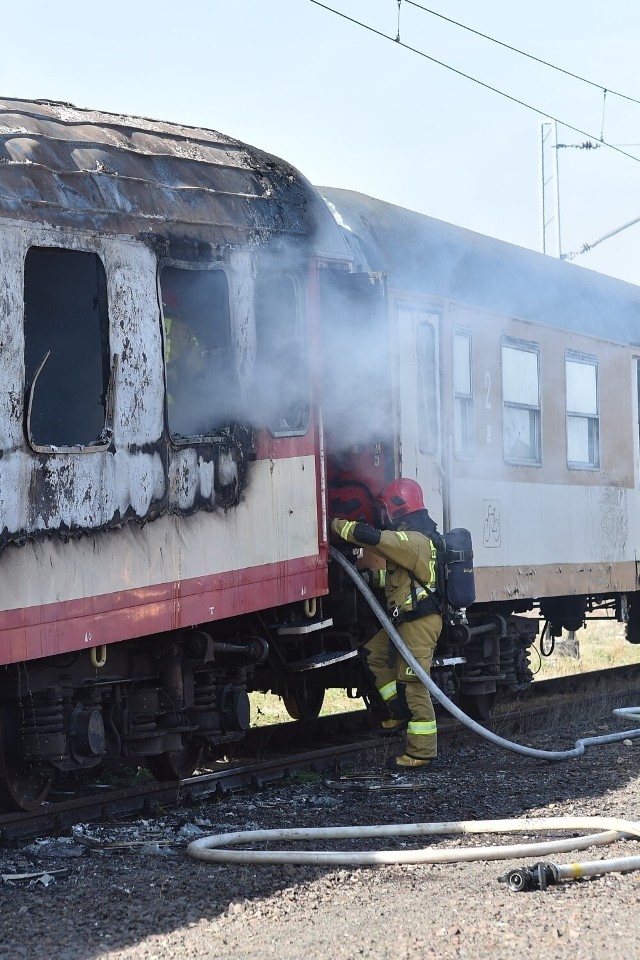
532,618,640,680
250,688,364,727
250,619,640,726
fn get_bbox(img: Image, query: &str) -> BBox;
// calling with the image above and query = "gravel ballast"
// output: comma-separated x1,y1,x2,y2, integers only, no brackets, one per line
0,713,639,960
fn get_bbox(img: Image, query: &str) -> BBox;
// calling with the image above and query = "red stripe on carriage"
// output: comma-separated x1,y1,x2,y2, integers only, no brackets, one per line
0,553,328,666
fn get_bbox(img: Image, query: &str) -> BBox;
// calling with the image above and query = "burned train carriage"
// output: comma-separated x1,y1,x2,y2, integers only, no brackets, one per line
0,98,359,810
320,187,640,720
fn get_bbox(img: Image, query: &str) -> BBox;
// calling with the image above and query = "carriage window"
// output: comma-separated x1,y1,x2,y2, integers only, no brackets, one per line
254,275,309,436
453,330,474,457
417,321,438,455
160,266,239,440
24,247,110,449
566,354,599,468
502,342,541,464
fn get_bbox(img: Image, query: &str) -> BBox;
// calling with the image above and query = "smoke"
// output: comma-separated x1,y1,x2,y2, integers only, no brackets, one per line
318,270,394,454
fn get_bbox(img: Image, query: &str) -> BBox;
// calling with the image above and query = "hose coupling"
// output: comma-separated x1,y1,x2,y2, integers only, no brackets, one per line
498,861,560,892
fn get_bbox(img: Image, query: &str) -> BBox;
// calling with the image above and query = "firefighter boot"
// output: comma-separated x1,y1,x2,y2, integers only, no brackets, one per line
386,754,440,772
378,684,411,735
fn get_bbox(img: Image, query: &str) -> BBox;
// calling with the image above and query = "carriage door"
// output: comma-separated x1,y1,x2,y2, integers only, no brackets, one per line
396,307,444,527
319,269,394,507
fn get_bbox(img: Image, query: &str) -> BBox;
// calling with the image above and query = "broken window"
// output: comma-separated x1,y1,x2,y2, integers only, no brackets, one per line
254,275,309,436
24,247,110,450
160,266,239,440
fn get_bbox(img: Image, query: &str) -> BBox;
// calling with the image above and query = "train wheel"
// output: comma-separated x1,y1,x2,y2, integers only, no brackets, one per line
0,701,52,811
283,685,325,721
146,741,204,781
458,691,496,722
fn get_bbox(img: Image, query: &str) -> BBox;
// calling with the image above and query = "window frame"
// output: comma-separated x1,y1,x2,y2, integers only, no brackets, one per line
254,270,310,439
416,318,439,456
501,338,542,466
565,350,600,470
159,261,238,444
452,327,474,459
23,244,114,455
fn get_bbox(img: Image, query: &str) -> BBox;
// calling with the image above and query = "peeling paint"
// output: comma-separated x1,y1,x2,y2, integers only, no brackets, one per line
600,485,627,562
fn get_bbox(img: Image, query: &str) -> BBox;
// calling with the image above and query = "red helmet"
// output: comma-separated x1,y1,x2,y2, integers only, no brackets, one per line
376,478,425,522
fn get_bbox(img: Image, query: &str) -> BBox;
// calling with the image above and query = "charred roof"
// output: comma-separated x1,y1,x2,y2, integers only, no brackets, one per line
0,98,340,252
320,187,640,346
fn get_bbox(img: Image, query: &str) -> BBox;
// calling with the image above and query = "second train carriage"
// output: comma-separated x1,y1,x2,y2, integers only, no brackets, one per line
320,187,640,717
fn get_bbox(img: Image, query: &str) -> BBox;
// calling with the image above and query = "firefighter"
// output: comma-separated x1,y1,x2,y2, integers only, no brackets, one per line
163,291,204,376
331,478,442,771
162,289,206,432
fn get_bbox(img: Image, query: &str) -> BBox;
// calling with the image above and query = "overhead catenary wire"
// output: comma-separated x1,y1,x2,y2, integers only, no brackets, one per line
405,1,640,109
307,0,640,167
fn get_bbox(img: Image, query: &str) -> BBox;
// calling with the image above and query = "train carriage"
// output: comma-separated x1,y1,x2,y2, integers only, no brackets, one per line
0,98,354,809
320,187,640,717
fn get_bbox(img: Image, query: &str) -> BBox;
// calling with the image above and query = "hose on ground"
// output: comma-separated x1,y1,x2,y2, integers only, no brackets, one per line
187,816,639,866
330,545,640,761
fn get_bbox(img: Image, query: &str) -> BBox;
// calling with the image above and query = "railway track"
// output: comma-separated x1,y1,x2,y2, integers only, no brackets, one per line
1,663,638,844
0,713,380,844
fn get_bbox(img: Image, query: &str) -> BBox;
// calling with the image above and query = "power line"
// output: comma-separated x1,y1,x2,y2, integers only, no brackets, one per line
307,0,640,167
405,1,640,108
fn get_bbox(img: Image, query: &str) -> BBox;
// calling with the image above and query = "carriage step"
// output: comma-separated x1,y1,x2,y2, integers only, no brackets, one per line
287,650,359,673
277,618,333,636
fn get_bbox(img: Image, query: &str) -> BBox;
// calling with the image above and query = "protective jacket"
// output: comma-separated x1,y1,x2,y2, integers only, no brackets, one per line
164,313,202,367
331,519,439,620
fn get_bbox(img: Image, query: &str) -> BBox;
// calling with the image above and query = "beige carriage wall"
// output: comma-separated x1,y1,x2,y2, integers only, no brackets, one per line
439,299,638,601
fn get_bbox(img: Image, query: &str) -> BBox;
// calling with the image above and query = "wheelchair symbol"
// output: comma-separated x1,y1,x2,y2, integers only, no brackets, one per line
483,500,500,547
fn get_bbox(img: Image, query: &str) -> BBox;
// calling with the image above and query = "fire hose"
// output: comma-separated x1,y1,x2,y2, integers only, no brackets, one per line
330,546,640,762
187,547,640,887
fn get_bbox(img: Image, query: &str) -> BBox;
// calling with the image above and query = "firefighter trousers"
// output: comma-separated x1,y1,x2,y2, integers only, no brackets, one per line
364,613,442,760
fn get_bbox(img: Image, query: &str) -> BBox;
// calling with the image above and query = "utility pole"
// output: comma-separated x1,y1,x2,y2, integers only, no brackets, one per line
539,120,562,258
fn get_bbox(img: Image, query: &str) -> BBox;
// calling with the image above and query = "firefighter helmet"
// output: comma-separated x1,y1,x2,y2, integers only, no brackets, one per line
376,478,425,522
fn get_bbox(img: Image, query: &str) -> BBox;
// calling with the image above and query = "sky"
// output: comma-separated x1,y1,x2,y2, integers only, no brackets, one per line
2,0,639,284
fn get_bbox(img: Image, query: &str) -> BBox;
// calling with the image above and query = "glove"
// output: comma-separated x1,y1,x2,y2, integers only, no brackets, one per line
330,518,344,538
331,518,382,546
